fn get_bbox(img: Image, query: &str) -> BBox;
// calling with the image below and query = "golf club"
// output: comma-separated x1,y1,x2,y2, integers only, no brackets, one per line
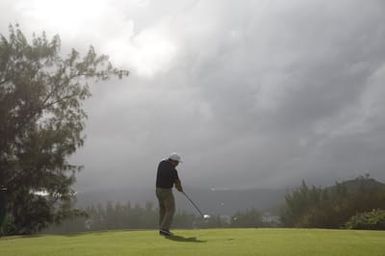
181,191,210,219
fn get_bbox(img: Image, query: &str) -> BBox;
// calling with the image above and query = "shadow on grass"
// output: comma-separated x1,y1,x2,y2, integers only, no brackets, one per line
36,229,150,238
165,235,206,243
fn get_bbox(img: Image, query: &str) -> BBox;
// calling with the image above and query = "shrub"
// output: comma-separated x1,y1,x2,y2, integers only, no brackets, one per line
345,209,385,230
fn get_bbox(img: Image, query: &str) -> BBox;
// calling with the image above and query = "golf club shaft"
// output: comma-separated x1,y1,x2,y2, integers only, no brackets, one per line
181,191,204,218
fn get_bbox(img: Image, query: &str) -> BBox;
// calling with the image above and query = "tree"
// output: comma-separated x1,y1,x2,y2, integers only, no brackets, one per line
0,24,128,234
280,180,322,227
345,209,385,230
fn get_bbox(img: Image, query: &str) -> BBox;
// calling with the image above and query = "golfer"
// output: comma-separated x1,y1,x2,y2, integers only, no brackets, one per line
155,153,183,236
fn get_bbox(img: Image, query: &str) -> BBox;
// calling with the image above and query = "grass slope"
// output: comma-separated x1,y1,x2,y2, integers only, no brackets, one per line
1,228,385,256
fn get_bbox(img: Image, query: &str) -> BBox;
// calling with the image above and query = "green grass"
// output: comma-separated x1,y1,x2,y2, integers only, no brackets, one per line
1,228,385,256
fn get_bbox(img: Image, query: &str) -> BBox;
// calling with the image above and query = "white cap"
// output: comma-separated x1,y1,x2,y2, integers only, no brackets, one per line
168,152,182,162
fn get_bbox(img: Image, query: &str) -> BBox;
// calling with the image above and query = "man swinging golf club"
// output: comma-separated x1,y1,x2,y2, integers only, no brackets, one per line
155,152,183,236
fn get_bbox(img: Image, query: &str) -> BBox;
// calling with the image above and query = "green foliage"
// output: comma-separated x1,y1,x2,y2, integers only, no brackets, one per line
280,180,323,227
280,176,385,228
345,209,385,230
0,24,128,234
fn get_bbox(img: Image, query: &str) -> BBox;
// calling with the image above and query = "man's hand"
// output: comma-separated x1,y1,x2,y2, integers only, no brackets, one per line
175,179,183,192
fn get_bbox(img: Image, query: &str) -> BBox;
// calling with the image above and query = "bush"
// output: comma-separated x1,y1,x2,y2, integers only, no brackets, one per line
0,214,17,235
345,209,385,230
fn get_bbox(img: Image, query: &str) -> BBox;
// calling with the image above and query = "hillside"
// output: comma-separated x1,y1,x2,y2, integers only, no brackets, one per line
326,177,385,193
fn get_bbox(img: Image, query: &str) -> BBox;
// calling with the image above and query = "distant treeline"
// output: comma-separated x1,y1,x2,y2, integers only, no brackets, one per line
41,176,385,233
29,176,385,234
42,201,273,234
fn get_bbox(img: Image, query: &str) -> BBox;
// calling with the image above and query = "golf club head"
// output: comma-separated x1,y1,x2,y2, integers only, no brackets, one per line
182,191,206,217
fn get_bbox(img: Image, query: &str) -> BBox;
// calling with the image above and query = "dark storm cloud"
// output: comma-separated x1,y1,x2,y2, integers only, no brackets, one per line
1,0,385,189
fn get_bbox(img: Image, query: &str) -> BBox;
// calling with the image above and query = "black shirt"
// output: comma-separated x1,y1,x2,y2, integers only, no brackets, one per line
156,160,179,189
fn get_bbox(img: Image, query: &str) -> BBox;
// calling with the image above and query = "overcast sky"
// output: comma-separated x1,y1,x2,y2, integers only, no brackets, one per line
1,0,385,190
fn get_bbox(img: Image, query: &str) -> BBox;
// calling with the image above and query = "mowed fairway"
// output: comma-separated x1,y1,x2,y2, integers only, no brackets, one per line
1,228,385,256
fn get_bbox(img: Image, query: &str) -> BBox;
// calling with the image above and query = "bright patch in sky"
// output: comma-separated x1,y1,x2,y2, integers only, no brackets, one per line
18,0,178,77
21,0,106,34
106,27,178,77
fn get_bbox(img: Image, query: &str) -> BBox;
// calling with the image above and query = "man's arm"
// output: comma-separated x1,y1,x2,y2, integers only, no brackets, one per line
175,179,183,192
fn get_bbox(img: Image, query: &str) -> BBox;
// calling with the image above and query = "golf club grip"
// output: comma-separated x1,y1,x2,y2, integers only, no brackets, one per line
182,192,204,217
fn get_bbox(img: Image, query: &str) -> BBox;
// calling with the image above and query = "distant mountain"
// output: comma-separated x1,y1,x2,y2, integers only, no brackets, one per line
326,177,385,192
74,177,385,216
75,186,287,216
174,187,287,215
342,177,384,188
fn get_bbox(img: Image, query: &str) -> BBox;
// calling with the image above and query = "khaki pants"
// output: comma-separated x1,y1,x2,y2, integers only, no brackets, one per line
156,188,175,231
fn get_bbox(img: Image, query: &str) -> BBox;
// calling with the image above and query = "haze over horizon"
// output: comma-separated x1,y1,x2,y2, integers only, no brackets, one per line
2,0,385,191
